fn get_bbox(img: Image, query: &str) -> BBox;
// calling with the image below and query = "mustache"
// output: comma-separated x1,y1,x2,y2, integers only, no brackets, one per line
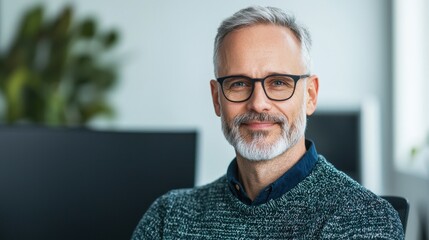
232,112,286,126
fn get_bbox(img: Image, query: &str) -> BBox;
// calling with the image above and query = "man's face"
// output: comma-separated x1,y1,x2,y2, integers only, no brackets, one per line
210,24,318,161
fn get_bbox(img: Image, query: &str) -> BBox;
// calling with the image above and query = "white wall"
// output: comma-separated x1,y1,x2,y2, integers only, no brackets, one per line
1,0,391,187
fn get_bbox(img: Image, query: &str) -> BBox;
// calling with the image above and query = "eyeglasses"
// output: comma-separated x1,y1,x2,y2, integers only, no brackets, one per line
216,73,310,102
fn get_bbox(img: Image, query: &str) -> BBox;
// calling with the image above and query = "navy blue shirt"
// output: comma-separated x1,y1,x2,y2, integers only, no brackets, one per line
227,140,318,206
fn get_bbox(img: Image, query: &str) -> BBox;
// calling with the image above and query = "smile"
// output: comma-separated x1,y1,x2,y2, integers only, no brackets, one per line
242,121,277,131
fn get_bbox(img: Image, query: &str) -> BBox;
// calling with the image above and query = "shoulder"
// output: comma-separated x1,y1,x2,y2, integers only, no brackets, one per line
131,176,228,239
311,156,396,214
149,175,228,215
311,156,404,238
309,156,380,200
161,175,228,207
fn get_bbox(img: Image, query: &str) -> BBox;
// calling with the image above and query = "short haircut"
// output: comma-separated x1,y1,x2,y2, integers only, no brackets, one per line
213,6,312,77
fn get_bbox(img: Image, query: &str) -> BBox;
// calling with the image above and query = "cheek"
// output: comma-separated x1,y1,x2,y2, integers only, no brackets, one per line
276,98,303,122
219,100,244,122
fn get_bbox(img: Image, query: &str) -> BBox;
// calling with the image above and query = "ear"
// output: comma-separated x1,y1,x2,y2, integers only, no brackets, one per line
305,75,319,116
210,80,221,116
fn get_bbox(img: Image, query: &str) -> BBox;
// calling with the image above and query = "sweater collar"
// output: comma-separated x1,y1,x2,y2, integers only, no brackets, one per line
226,140,318,206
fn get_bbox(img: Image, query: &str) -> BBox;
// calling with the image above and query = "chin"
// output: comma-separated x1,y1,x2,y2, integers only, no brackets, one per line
236,138,289,161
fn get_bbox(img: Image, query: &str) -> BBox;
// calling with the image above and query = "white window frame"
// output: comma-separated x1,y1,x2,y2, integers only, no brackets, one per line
393,0,429,178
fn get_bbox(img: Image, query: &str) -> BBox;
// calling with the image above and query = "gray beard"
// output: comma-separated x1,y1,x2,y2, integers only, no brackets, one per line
221,102,307,161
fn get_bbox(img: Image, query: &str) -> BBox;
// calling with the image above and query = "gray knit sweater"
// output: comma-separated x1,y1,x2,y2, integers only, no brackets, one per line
132,157,404,239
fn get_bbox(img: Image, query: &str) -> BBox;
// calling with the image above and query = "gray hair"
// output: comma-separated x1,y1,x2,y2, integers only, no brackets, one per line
213,6,312,77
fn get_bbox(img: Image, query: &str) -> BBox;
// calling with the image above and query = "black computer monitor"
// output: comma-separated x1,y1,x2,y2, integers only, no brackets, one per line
0,126,196,240
306,111,361,182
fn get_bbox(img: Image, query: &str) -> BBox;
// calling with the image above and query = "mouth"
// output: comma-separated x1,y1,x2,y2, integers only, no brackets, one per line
242,121,278,131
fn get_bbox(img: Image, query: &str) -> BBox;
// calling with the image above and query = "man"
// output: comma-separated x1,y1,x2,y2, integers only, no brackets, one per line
132,6,404,239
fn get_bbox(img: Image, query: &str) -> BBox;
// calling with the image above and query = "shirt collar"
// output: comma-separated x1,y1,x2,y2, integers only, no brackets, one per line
227,139,318,206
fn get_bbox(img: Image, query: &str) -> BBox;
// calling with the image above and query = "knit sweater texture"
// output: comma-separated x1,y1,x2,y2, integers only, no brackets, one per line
132,156,404,239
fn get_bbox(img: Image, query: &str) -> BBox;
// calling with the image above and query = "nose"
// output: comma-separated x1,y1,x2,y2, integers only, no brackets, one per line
246,82,272,113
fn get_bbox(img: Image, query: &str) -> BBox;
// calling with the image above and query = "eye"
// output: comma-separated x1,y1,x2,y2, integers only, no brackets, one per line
272,80,286,86
224,78,252,90
231,81,248,87
266,76,294,88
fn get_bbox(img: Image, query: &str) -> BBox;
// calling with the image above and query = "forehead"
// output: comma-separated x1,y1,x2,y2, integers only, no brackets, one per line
218,24,304,77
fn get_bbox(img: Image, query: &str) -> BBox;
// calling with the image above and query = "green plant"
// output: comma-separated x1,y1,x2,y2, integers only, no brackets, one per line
411,134,429,159
0,4,119,126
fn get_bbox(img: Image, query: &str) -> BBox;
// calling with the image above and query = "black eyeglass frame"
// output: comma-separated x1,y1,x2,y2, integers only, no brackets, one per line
216,73,310,103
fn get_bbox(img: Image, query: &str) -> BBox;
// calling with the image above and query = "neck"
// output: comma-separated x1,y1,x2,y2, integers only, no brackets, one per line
236,137,306,201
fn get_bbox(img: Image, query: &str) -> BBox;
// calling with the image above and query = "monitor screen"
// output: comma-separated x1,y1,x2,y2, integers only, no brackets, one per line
0,127,196,240
306,111,361,182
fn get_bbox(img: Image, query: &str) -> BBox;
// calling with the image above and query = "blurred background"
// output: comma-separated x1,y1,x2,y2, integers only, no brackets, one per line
0,0,428,239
